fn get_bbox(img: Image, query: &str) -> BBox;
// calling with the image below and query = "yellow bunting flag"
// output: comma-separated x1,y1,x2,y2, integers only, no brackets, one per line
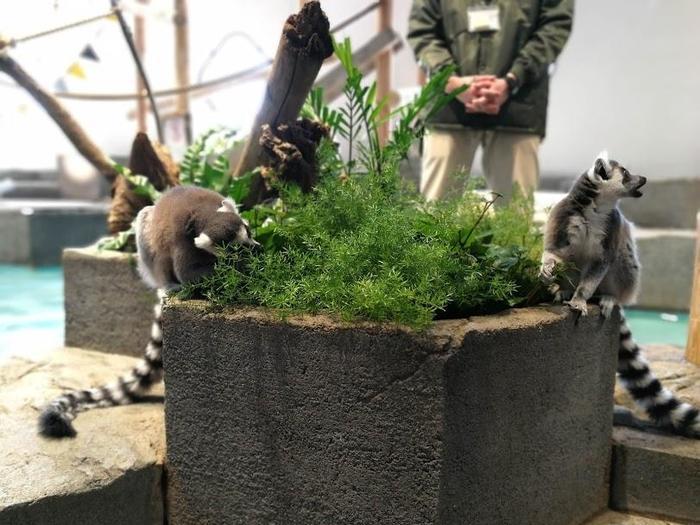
66,61,86,79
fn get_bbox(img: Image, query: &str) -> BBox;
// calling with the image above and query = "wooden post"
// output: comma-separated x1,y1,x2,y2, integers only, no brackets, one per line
135,2,147,133
686,212,700,365
174,0,192,143
232,1,333,180
0,54,116,181
375,0,392,144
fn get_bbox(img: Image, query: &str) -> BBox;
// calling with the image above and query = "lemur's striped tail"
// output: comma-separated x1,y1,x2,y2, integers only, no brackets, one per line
617,310,700,438
38,291,166,438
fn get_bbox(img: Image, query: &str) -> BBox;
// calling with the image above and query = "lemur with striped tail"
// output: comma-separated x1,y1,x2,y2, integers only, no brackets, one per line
540,151,699,438
38,186,258,438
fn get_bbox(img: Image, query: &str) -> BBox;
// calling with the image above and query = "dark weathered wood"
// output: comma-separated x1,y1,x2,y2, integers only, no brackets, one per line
0,54,116,180
108,133,179,234
232,1,333,179
242,118,329,209
315,28,401,103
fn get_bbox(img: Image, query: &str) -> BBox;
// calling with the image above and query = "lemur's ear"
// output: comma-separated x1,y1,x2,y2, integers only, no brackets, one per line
217,198,237,213
591,150,610,180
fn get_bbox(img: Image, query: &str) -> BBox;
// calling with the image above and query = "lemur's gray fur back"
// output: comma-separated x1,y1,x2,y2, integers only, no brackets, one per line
38,186,257,438
541,151,699,438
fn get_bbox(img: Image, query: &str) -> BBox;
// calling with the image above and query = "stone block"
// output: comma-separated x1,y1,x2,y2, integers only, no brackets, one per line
611,344,700,523
0,348,165,525
620,178,700,230
610,427,700,523
0,200,108,265
63,246,156,357
162,302,619,525
634,228,696,311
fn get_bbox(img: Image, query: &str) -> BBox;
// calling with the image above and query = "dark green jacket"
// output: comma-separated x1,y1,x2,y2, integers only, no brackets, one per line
408,0,573,137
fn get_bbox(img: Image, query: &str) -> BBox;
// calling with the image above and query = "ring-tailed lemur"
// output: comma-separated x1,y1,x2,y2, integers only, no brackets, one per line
39,186,258,437
541,151,699,438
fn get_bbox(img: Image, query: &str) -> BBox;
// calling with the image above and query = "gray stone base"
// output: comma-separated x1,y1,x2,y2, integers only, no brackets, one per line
0,200,108,266
162,302,619,525
612,345,700,523
620,178,700,231
0,348,165,525
63,246,156,357
633,228,696,311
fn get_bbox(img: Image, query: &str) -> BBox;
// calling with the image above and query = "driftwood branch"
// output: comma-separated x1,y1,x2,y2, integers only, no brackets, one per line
108,132,179,234
242,118,329,209
232,1,333,180
0,53,116,181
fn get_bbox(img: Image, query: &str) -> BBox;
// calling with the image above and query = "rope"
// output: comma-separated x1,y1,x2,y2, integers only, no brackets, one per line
330,2,380,33
2,9,117,48
110,0,162,140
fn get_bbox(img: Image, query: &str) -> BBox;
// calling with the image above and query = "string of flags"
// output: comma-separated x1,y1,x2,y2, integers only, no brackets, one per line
54,30,105,92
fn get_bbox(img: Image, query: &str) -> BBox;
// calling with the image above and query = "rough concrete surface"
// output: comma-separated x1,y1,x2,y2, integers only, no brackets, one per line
633,229,696,311
586,511,685,524
620,178,700,230
0,200,108,265
612,345,700,523
0,347,165,525
64,246,157,357
163,302,619,525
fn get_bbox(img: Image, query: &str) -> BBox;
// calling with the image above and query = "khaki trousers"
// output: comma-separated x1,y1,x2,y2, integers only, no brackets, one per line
420,128,540,202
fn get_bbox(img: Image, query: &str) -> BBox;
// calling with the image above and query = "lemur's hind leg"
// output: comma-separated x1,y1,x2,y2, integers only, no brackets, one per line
566,259,610,316
599,295,617,319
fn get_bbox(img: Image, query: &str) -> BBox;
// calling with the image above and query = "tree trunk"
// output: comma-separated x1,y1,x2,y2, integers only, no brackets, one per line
0,54,116,181
108,133,179,234
232,0,333,181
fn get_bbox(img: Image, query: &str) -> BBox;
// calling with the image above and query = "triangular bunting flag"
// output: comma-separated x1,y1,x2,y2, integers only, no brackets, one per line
66,62,86,79
54,78,68,93
80,44,99,62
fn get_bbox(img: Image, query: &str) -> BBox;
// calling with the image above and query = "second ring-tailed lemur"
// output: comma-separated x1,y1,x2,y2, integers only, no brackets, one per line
541,151,699,438
39,186,258,437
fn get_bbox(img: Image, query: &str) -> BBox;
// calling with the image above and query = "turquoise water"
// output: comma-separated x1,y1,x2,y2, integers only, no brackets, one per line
0,265,64,360
625,309,689,348
0,264,690,360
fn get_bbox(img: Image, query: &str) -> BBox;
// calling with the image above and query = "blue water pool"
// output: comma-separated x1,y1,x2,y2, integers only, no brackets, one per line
0,265,64,360
0,263,690,361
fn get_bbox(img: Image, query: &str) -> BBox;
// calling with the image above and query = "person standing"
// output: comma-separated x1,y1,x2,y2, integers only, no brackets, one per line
408,0,574,201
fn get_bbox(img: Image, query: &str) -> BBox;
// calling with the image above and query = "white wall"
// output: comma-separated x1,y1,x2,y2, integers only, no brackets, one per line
540,0,700,179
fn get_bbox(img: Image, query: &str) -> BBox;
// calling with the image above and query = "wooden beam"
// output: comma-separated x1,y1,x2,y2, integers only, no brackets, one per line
375,0,392,144
316,27,401,102
174,0,192,143
135,2,147,133
686,212,700,365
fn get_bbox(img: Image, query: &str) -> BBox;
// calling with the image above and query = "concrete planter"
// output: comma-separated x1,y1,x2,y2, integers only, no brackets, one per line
63,246,156,357
162,301,619,525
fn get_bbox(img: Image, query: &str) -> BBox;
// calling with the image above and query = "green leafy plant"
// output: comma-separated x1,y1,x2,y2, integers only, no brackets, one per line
180,127,241,195
179,47,544,328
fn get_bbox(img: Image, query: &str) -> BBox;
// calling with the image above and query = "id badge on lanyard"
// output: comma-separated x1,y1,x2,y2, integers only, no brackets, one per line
467,3,501,33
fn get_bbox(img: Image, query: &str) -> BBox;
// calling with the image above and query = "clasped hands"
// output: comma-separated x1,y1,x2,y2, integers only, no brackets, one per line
445,75,509,115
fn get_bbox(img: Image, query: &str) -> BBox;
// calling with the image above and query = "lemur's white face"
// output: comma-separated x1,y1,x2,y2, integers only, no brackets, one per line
193,198,259,254
587,151,647,199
